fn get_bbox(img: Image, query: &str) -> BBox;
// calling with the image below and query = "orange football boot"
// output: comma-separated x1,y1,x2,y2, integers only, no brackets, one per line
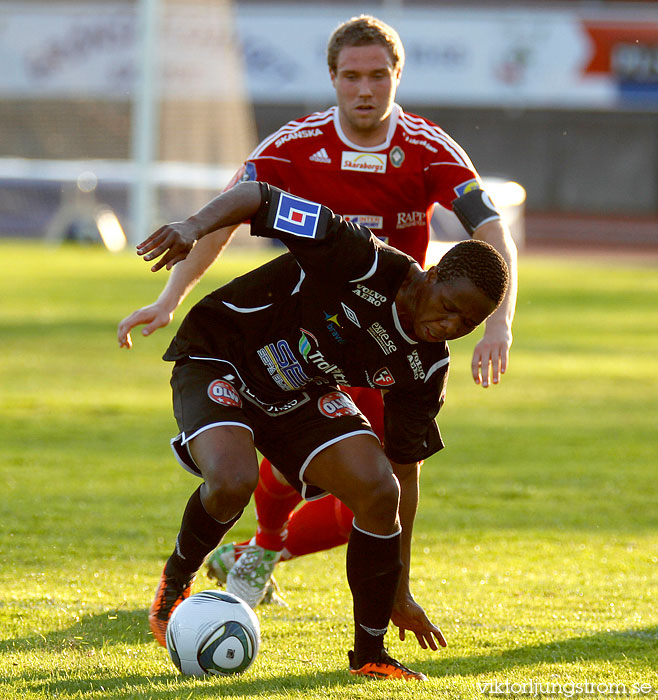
348,649,428,681
148,568,194,646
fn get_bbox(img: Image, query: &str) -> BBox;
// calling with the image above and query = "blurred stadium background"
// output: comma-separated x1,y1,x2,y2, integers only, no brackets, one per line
1,0,657,253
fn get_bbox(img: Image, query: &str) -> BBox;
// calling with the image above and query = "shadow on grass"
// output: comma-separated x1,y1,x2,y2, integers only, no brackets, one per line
1,609,148,651
8,671,352,699
3,608,658,694
6,670,354,699
428,626,658,677
0,609,349,696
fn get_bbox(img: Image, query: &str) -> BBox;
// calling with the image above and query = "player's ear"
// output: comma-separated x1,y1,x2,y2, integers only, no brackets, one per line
330,69,337,86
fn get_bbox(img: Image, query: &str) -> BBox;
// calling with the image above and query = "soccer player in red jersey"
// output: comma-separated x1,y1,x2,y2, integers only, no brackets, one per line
118,14,517,649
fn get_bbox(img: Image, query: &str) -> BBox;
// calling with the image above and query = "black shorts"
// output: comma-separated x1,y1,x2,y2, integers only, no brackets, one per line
169,358,376,499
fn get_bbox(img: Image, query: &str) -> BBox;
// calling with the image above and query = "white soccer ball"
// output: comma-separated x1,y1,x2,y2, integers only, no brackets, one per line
165,590,260,676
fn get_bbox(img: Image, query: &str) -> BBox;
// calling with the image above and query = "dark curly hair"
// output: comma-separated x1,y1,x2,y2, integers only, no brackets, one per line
327,15,405,75
435,240,509,307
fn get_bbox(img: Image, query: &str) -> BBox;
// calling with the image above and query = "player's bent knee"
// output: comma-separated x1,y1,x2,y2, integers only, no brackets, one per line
187,425,259,521
202,470,258,522
350,474,400,532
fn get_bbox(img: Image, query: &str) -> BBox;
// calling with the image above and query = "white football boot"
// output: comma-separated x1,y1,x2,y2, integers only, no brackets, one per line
226,542,282,608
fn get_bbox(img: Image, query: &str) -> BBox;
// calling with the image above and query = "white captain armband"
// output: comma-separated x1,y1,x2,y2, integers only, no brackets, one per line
451,188,501,235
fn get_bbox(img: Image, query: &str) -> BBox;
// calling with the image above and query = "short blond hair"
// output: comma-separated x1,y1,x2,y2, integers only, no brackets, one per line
327,15,405,74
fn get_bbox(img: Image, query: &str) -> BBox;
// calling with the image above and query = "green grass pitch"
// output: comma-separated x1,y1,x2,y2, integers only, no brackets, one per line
1,240,657,699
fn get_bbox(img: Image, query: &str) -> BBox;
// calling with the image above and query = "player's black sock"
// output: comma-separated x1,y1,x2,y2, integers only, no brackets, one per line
165,485,242,580
346,524,402,667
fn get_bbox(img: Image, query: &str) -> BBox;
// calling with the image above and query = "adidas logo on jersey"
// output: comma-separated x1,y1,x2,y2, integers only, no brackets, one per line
309,148,331,164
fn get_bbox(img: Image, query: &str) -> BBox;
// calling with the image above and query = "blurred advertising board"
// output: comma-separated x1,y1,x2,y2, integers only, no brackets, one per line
0,2,657,109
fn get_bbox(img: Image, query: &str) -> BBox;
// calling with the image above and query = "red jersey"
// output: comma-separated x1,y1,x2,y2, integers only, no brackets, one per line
228,104,482,266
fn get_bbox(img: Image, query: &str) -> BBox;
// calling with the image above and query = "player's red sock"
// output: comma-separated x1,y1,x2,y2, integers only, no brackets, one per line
253,458,301,552
283,495,353,558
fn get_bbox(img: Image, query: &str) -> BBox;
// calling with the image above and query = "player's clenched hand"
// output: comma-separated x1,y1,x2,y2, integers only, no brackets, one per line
137,221,200,272
391,594,447,650
471,327,512,388
117,303,174,349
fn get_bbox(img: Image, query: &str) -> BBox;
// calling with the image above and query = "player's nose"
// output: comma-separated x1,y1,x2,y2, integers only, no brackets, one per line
440,315,461,335
357,78,374,96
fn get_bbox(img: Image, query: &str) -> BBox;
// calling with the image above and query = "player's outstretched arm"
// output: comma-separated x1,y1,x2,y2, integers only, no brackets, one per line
471,218,518,387
390,460,448,650
117,225,237,348
138,181,263,272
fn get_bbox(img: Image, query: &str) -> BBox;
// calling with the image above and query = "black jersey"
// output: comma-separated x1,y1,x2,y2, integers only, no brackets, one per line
164,183,450,464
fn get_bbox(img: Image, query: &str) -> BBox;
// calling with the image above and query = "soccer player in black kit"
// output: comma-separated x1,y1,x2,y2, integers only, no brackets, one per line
134,180,509,680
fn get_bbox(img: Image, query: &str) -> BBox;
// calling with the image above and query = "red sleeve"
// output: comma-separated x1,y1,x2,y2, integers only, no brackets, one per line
223,139,295,194
407,114,483,210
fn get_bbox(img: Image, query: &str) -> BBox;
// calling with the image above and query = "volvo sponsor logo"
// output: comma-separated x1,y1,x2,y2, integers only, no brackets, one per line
352,284,387,306
407,350,425,380
341,151,387,173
